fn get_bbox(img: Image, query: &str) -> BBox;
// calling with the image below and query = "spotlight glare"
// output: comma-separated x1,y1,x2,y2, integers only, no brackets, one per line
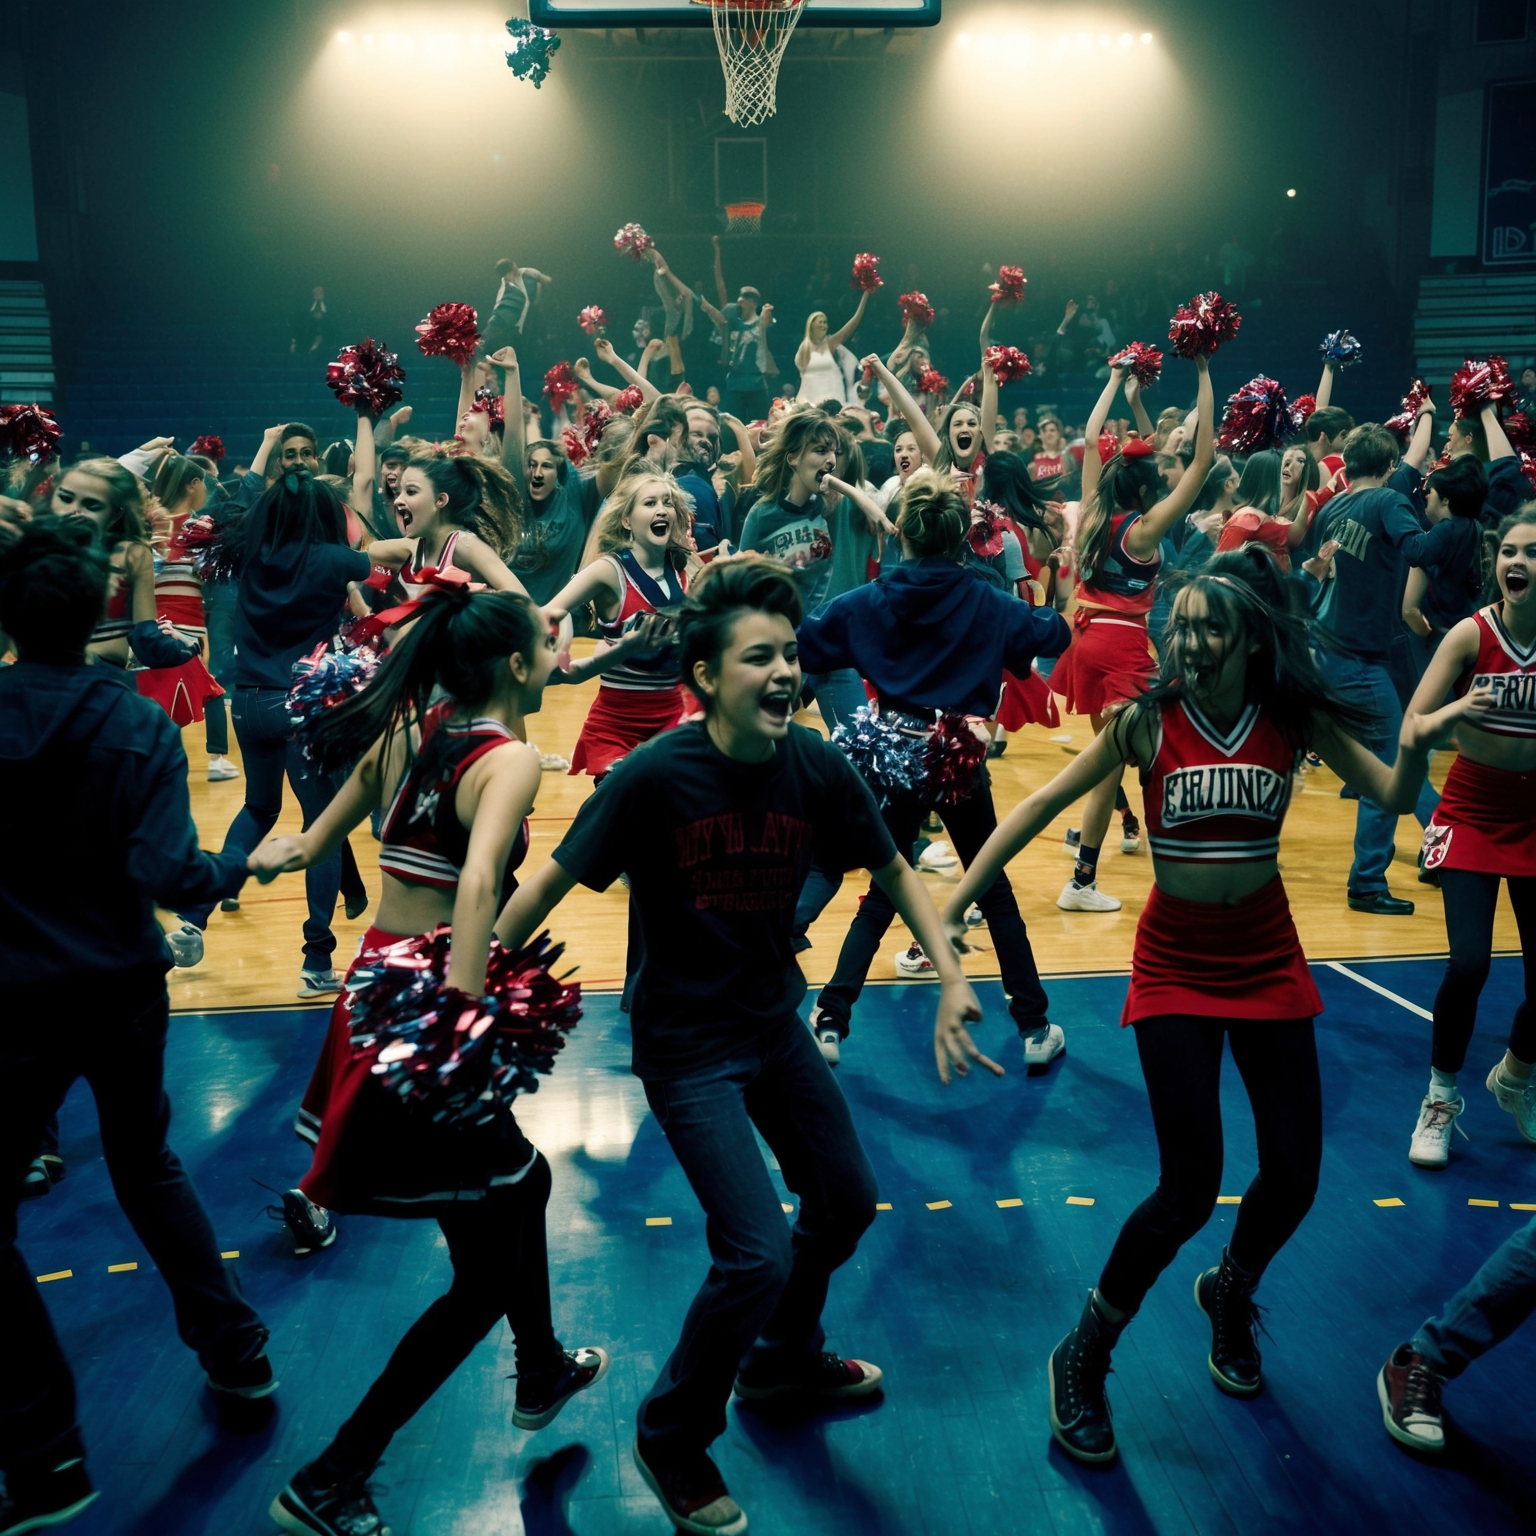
959,30,969,42
337,29,350,41
1141,31,1152,42
1286,187,1296,197
1118,31,1132,44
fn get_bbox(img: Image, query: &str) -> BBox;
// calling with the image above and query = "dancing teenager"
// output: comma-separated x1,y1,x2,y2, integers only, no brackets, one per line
252,586,608,1536
794,292,869,406
495,557,994,1536
941,545,1445,1465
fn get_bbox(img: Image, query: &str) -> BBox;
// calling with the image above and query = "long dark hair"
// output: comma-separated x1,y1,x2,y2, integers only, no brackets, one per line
246,468,350,561
412,451,523,556
979,450,1051,535
307,587,542,774
1233,450,1282,515
1076,451,1162,584
1132,544,1379,751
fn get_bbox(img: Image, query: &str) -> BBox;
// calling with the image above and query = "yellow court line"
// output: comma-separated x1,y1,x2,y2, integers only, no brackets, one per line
996,1198,1024,1209
1216,1196,1242,1205
220,1251,240,1259
926,1200,953,1211
1468,1199,1499,1208
107,1262,138,1273
37,1270,72,1283
1512,1203,1536,1212
1374,1198,1406,1208
875,1203,893,1211
780,1204,794,1214
645,1217,672,1227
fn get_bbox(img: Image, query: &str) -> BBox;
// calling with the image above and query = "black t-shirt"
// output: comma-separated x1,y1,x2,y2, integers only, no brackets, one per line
553,720,897,1078
235,542,371,688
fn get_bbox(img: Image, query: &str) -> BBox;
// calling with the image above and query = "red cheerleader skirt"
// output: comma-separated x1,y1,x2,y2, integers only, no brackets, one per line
997,667,1060,731
569,683,696,777
1123,877,1323,1025
1049,609,1156,718
135,656,223,727
1422,754,1536,879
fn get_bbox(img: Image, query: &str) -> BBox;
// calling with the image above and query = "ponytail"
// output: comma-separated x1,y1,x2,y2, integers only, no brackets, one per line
895,467,967,559
412,451,523,558
1076,453,1161,584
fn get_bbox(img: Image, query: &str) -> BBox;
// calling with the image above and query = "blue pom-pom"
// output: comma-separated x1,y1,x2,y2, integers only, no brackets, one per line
286,644,381,759
1319,330,1362,368
832,706,928,804
504,17,560,87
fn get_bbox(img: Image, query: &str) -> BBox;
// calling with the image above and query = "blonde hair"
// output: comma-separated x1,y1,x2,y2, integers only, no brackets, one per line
58,457,149,549
802,311,829,348
581,463,699,573
895,467,967,559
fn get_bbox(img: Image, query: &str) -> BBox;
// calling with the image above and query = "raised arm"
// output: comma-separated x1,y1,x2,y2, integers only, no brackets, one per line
574,358,620,406
720,411,756,483
455,359,479,431
349,410,376,519
1314,357,1335,411
1080,364,1129,507
826,289,870,355
1124,373,1155,438
978,359,1000,453
711,234,728,310
864,353,940,463
1482,401,1515,461
488,347,528,494
374,404,413,449
1123,356,1214,559
1401,396,1437,471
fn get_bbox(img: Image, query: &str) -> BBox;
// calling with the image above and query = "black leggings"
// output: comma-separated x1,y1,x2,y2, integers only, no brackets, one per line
323,1153,563,1474
1098,1015,1322,1316
1431,869,1536,1073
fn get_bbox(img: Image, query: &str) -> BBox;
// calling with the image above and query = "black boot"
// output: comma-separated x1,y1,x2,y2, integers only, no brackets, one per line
1194,1248,1265,1397
1048,1291,1125,1465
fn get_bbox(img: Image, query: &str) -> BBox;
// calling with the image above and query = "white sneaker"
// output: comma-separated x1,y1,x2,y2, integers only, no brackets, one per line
207,755,240,782
1062,827,1081,857
1486,1062,1536,1143
1408,1095,1467,1168
537,750,571,772
165,922,204,967
1119,817,1142,854
917,841,958,872
809,1007,842,1065
1056,879,1122,912
894,941,935,975
964,903,984,927
1021,1022,1065,1068
298,969,344,999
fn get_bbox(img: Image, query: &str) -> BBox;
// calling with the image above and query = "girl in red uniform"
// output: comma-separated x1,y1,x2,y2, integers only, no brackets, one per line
248,586,608,1536
1401,509,1536,1168
1049,354,1215,912
941,544,1451,1466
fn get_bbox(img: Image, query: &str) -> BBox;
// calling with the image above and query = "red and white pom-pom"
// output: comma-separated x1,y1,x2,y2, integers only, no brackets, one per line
1518,449,1536,495
984,344,1032,384
1168,291,1242,359
922,711,988,805
967,500,1006,558
1097,431,1121,464
1108,341,1164,387
414,303,480,366
578,401,614,454
1290,392,1317,427
612,385,644,414
542,361,579,409
1450,355,1515,417
560,426,589,466
1384,379,1433,440
850,252,883,293
328,337,407,414
190,433,226,463
917,367,949,397
1217,376,1293,453
577,305,607,336
471,384,504,427
1504,411,1535,450
613,222,653,261
182,511,245,584
989,265,1027,305
899,291,935,330
0,403,62,464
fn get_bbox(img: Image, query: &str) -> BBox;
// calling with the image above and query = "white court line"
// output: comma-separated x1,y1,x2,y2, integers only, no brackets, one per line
1324,961,1433,1020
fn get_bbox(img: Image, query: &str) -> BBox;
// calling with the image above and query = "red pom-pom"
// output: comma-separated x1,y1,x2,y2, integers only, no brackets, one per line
1168,291,1242,359
190,434,226,463
415,303,480,367
984,344,1032,384
1384,379,1433,440
899,291,935,330
1097,431,1120,464
1519,448,1536,495
1290,393,1317,426
577,305,608,336
328,337,407,414
543,361,579,409
1449,355,1515,417
183,511,245,584
917,367,949,397
560,426,589,466
471,385,504,427
861,361,876,383
989,265,1027,305
1217,376,1293,453
967,500,1006,558
921,711,987,805
613,222,653,261
1504,411,1535,450
613,385,644,413
0,403,62,465
1108,341,1164,387
850,253,883,293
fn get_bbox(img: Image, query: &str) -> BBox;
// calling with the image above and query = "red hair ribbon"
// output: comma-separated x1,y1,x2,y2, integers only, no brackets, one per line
346,566,486,647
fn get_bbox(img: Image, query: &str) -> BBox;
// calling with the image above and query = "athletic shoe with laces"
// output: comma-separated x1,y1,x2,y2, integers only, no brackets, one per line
1486,1061,1536,1143
1021,1022,1065,1069
298,970,344,1000
1408,1095,1466,1168
1048,1292,1123,1465
272,1188,337,1257
894,941,934,975
0,1456,99,1535
207,755,240,782
165,922,204,968
808,1008,842,1066
511,1346,610,1430
734,1350,883,1403
632,1440,746,1536
1119,813,1141,854
1056,879,1122,913
537,749,570,772
271,1461,390,1536
916,840,958,872
206,1352,278,1399
964,903,984,927
1062,827,1081,856
1377,1345,1446,1455
1193,1250,1266,1397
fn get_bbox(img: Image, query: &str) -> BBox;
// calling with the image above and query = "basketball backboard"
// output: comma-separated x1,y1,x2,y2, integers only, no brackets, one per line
528,0,939,28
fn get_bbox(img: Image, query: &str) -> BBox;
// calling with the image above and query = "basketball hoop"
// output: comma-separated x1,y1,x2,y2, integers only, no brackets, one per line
693,0,807,125
724,199,767,233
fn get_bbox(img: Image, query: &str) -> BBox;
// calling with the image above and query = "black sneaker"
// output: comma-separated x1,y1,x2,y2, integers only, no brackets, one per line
512,1346,610,1430
1377,1344,1446,1455
1193,1250,1266,1397
632,1439,746,1536
0,1457,99,1534
272,1189,337,1257
1048,1292,1124,1465
1417,849,1441,888
270,1462,390,1536
734,1349,883,1403
206,1352,278,1399
1347,889,1414,916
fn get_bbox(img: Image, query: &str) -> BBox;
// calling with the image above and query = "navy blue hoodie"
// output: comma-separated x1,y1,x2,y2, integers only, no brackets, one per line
0,663,248,986
797,556,1071,718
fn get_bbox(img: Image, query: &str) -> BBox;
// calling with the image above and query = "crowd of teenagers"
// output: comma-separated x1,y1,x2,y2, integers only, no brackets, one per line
3,254,1536,1536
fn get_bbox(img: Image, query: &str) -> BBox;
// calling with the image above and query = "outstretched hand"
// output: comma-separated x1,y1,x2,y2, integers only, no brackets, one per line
933,978,1002,1084
248,835,307,883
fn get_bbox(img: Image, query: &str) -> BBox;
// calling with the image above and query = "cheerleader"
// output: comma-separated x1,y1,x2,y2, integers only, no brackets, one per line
495,557,992,1536
250,585,608,1536
1401,504,1536,1169
1048,353,1215,911
794,291,870,407
940,545,1449,1465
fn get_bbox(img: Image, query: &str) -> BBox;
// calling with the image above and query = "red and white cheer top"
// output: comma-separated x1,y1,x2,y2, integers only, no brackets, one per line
1457,604,1536,739
595,548,688,693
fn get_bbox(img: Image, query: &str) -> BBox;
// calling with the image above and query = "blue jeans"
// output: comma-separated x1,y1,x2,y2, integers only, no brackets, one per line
1316,650,1439,893
201,579,237,756
636,1018,878,1456
806,668,867,738
183,686,342,970
1413,1216,1536,1378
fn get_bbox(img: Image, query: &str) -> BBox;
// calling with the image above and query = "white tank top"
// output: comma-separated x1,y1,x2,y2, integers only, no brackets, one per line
796,347,848,406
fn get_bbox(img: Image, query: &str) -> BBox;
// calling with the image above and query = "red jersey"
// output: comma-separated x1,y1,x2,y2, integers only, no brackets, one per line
1458,604,1536,739
1216,511,1292,573
1142,699,1297,863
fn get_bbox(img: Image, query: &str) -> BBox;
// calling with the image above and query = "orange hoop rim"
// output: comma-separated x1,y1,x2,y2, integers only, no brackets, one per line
724,200,767,215
690,0,805,12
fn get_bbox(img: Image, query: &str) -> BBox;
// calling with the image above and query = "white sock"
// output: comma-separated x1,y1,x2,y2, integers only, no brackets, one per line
1429,1067,1459,1103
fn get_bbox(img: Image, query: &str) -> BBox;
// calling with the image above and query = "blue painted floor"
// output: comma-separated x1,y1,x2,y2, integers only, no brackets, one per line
16,956,1536,1535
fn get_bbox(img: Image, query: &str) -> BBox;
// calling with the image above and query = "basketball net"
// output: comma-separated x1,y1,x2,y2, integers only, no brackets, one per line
699,0,806,125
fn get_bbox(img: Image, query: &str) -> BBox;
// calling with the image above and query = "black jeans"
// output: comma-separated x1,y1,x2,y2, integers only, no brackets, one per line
1432,869,1536,1072
323,1154,563,1474
1098,1014,1322,1315
816,775,1049,1036
637,1019,878,1457
0,977,269,1474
